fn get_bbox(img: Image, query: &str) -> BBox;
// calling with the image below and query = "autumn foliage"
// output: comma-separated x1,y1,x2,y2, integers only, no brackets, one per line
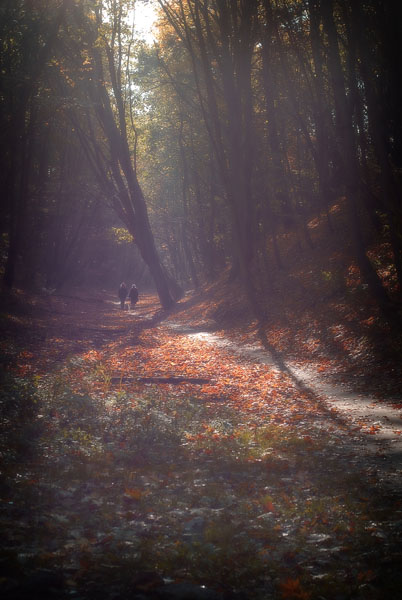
1,288,401,599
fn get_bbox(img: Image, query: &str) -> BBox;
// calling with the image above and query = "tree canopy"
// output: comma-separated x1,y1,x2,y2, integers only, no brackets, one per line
1,0,401,320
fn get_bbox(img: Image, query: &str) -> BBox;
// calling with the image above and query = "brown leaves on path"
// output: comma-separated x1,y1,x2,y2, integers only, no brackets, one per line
1,290,402,600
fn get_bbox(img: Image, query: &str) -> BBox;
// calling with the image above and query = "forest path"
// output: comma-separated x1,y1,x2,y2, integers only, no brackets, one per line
158,318,402,490
6,288,402,482
2,291,402,599
78,292,402,489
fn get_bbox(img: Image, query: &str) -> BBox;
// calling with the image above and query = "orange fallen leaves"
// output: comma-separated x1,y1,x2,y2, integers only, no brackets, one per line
357,569,375,583
279,578,310,600
124,488,143,500
261,494,276,513
7,291,396,468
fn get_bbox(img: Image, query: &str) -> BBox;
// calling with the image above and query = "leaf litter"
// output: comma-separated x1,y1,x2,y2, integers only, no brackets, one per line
0,291,402,600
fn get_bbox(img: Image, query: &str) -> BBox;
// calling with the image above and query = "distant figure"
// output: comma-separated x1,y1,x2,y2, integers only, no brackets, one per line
128,283,139,309
118,282,127,309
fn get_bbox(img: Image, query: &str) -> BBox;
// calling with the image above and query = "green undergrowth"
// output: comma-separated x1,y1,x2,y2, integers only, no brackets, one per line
1,359,402,600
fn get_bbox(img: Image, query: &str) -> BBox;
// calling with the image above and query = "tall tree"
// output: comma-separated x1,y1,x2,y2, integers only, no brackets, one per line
158,0,263,314
58,1,179,308
319,0,398,316
1,0,68,288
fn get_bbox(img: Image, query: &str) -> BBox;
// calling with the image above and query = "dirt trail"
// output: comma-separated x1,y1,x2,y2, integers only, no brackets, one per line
164,320,402,488
15,289,402,474
3,292,402,599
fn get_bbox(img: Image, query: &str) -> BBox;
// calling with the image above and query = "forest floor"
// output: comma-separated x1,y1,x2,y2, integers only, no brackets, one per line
1,287,402,600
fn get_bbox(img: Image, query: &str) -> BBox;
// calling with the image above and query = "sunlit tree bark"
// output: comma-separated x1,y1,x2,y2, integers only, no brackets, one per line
64,1,179,309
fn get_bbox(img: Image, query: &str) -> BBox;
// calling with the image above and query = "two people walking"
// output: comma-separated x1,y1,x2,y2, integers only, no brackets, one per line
118,282,138,310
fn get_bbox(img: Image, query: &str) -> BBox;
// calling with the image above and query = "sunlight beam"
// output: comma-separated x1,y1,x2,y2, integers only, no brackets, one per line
133,0,157,44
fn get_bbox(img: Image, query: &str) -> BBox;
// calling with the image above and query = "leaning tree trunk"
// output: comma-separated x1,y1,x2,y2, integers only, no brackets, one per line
78,19,178,310
126,177,177,309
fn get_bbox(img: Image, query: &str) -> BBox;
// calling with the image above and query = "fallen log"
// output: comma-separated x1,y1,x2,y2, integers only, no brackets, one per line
110,376,210,385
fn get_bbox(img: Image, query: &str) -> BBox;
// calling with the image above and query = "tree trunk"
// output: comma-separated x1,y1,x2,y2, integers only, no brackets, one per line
79,19,178,310
2,0,68,288
321,0,396,316
350,1,402,291
308,0,336,231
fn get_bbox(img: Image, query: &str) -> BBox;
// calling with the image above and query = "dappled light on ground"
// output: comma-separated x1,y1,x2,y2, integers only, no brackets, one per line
1,292,402,599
